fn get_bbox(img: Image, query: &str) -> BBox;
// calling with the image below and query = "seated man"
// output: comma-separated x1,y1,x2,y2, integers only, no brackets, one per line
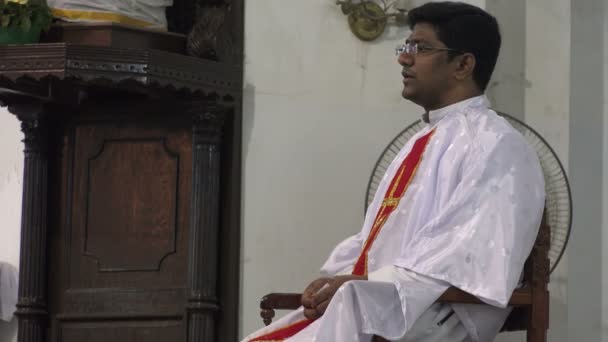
243,2,545,341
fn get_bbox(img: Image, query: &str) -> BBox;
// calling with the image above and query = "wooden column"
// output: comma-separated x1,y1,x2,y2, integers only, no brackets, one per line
186,104,226,342
11,104,49,342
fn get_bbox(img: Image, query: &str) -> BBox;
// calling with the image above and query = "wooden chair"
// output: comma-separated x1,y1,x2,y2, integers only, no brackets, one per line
259,212,550,342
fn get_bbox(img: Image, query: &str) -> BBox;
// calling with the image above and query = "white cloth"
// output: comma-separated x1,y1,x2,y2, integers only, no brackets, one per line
0,262,18,322
367,266,472,342
399,302,471,342
243,95,545,342
49,0,172,28
367,266,507,342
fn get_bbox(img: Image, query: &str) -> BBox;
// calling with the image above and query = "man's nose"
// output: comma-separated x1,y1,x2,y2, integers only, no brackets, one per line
397,52,414,67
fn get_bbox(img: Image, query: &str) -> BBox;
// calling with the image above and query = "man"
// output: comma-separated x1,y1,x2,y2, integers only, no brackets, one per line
243,2,545,341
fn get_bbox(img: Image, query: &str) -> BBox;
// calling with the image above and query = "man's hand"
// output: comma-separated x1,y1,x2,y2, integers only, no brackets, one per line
301,277,330,320
301,275,367,320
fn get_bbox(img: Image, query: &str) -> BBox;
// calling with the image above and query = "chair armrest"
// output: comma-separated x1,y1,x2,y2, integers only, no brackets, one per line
261,293,302,310
260,293,301,326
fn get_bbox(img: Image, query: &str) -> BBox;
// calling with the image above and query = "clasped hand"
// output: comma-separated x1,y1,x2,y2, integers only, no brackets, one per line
300,275,367,320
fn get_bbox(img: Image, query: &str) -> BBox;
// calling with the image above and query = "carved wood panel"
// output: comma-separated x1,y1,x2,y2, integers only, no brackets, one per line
69,120,190,290
47,100,193,342
84,138,179,272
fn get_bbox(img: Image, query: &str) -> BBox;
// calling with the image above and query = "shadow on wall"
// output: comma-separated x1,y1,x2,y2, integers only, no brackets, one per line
0,317,17,342
241,82,256,163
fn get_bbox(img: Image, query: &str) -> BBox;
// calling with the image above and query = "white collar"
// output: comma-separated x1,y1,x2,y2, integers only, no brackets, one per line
424,95,490,125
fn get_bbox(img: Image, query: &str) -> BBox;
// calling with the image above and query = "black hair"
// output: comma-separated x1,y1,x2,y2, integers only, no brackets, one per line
407,1,501,91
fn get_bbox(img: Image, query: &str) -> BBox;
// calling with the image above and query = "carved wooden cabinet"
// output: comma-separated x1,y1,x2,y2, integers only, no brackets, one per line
0,12,243,342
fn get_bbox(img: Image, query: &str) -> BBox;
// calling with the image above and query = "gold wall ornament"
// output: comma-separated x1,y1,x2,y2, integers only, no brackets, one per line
336,0,412,41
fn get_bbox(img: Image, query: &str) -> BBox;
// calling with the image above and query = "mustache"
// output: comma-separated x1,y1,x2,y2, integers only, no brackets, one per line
402,69,416,78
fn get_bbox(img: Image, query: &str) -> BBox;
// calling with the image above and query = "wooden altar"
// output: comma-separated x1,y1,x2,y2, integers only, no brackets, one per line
0,2,243,341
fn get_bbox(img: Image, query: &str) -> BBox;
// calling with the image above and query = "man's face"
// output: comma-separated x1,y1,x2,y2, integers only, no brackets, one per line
398,23,455,109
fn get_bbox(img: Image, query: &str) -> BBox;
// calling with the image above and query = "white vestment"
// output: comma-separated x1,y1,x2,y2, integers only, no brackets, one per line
0,262,18,322
243,95,545,342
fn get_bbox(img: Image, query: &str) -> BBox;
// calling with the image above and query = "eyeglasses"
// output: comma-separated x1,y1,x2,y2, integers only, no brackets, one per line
395,42,464,56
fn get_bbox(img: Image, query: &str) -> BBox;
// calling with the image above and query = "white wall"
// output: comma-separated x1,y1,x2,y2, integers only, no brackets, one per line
523,0,571,341
0,108,23,342
568,0,605,340
485,0,525,120
604,0,608,338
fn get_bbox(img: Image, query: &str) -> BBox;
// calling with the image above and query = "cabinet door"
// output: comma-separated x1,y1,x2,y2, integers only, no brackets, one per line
48,103,192,342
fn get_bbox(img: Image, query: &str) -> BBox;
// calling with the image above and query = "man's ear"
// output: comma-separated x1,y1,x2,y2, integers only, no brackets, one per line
453,53,476,81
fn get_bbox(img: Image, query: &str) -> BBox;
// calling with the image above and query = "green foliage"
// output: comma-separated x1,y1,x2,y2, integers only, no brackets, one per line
0,0,53,32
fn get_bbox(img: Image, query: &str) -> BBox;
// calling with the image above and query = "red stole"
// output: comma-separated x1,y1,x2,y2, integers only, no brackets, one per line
250,129,435,342
351,129,435,276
